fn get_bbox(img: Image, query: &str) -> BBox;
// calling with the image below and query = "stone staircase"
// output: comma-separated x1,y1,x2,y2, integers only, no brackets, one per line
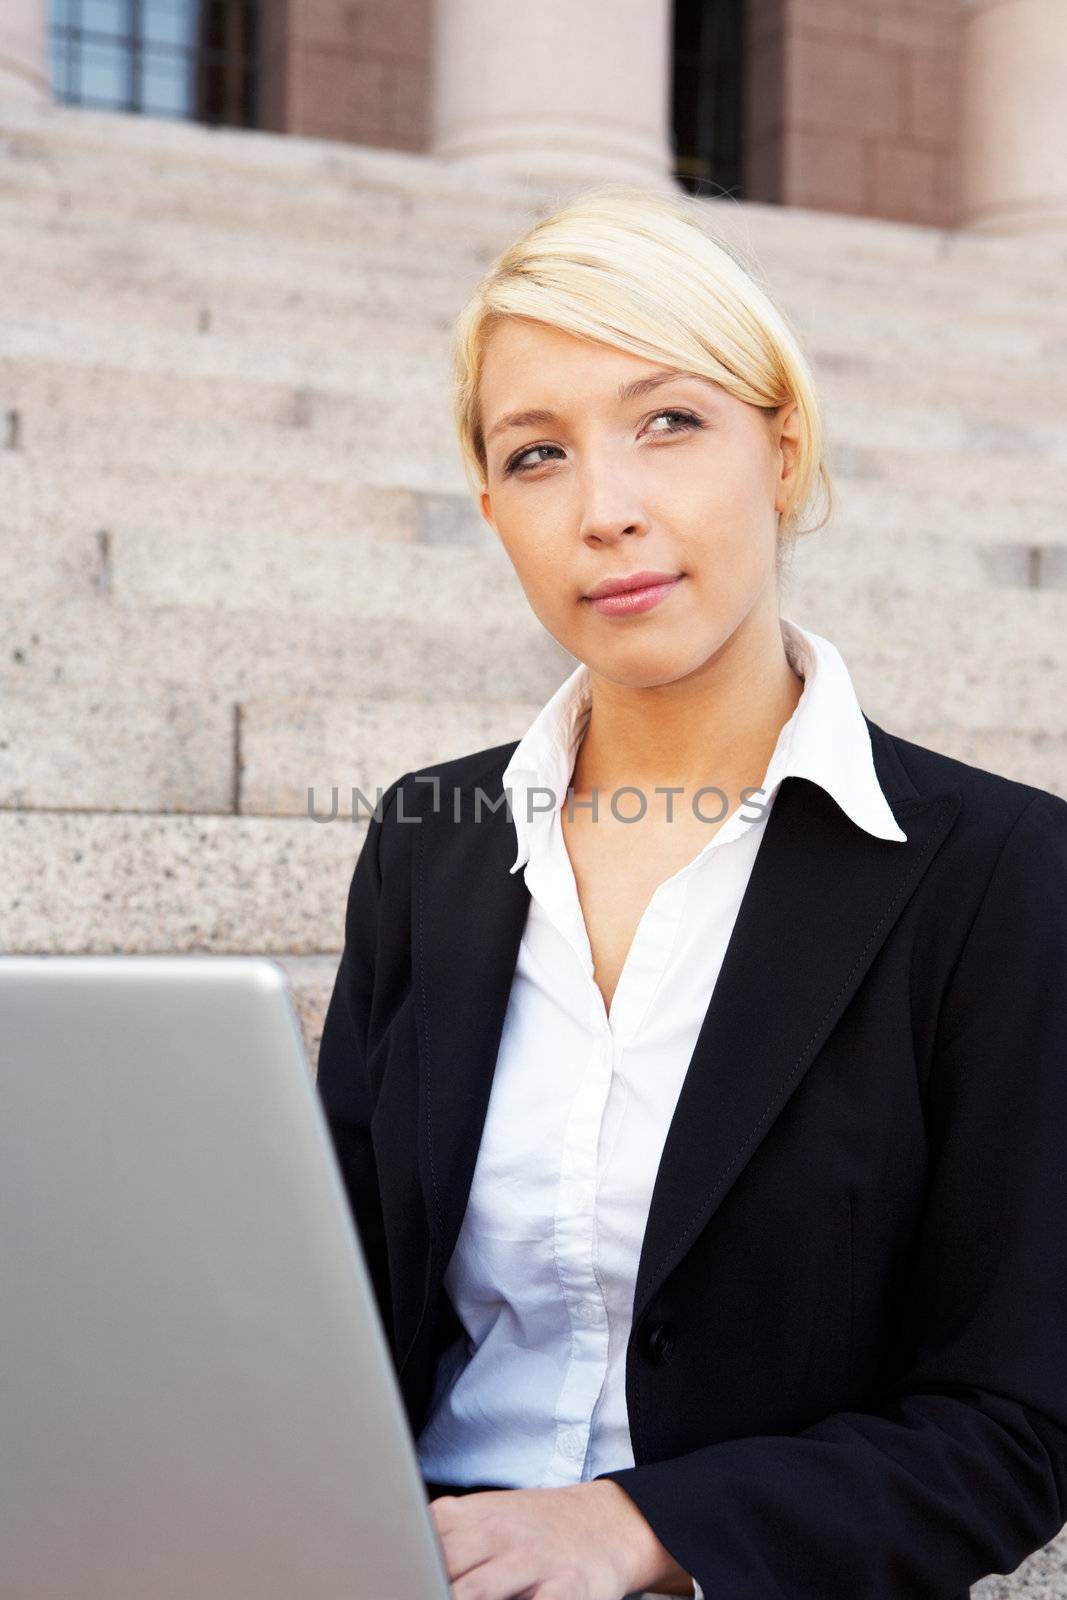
1,98,1066,1595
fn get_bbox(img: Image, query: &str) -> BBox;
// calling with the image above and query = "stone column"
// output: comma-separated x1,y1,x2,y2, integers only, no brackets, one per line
0,0,50,104
959,0,1067,234
429,0,676,190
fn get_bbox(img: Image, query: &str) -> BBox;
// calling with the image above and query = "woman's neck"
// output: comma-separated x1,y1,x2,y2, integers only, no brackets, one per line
569,608,805,809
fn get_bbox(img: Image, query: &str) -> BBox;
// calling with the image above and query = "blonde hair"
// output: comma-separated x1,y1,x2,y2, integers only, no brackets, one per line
450,183,832,558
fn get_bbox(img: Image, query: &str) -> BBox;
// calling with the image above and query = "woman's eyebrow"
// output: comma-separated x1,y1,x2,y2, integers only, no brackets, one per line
485,369,719,445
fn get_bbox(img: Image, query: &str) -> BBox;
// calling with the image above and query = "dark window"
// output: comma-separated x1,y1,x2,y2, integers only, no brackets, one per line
48,0,260,128
672,0,747,199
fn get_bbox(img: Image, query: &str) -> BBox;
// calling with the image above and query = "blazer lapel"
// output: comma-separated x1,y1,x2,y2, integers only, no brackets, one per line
630,759,960,1330
410,771,532,1350
408,722,962,1367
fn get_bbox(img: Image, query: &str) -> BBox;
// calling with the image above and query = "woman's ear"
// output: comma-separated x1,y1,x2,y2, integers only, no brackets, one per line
775,402,802,503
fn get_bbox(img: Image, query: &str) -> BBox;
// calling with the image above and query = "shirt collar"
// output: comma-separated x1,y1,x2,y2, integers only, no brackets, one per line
500,614,907,875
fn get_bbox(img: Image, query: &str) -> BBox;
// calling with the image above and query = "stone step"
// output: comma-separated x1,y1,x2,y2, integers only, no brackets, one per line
5,100,1067,298
0,247,459,344
0,115,540,242
1,181,1057,346
0,312,455,403
3,160,1067,348
791,586,1062,737
9,401,1067,509
3,704,1063,958
0,685,234,812
0,101,547,227
2,483,1061,811
826,634,1063,740
4,209,1066,366
299,375,1067,463
0,166,510,274
238,694,544,819
2,102,1066,1600
0,681,542,816
6,503,1062,655
771,262,1067,349
0,207,476,320
5,313,1067,464
0,454,486,553
237,692,1067,818
6,498,1060,629
9,409,469,494
1,572,1060,746
2,282,1062,472
0,354,302,427
787,527,1067,591
308,376,1067,467
823,478,1067,549
277,954,347,1068
0,191,502,297
0,808,370,955
899,724,1067,802
6,322,1067,444
104,524,531,621
4,382,1064,522
101,524,1067,618
8,659,1063,819
0,212,1062,374
3,189,1067,348
1,593,575,701
3,452,1064,565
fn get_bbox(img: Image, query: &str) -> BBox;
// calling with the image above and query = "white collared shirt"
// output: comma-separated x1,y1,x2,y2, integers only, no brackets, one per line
414,617,906,1599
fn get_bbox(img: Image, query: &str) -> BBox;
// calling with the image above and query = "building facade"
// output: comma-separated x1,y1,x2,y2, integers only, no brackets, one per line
2,0,1065,235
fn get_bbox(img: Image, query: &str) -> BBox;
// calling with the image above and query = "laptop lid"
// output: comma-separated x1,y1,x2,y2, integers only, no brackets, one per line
0,954,452,1600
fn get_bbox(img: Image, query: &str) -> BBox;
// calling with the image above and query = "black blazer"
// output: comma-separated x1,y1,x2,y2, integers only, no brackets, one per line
315,714,1067,1600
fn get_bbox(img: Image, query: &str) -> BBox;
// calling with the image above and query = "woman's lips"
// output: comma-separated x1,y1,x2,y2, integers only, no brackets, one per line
586,575,684,616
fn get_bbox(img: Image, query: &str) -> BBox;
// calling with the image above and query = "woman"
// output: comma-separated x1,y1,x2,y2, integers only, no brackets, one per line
316,187,1067,1600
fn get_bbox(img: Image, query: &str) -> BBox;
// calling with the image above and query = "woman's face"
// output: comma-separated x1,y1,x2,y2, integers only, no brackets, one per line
478,316,800,689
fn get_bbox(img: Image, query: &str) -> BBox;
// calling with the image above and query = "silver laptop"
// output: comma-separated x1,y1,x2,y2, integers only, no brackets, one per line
0,954,453,1600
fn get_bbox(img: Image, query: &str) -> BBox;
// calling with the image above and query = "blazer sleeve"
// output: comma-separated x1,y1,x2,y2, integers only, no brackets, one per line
315,771,409,1354
595,789,1067,1600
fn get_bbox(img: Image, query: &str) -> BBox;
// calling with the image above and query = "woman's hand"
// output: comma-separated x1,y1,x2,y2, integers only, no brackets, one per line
428,1477,695,1599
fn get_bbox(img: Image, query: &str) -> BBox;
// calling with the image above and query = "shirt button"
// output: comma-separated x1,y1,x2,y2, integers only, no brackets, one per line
560,1429,583,1457
575,1301,597,1323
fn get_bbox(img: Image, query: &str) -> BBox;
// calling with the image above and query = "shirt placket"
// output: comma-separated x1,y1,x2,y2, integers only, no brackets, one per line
535,820,690,1481
515,809,607,1483
544,1018,614,1484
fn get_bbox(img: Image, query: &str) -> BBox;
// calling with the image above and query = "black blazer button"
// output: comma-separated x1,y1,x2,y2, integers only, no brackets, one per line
644,1321,674,1364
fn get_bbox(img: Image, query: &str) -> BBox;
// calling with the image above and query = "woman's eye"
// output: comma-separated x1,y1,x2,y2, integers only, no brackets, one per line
647,408,702,435
504,409,703,476
507,443,561,475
